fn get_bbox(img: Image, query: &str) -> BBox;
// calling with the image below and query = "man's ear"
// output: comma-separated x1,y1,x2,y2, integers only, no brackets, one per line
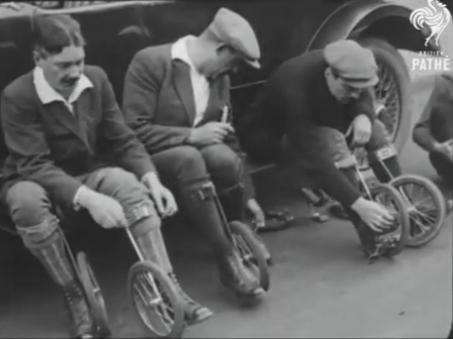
32,48,46,65
215,43,231,55
32,49,40,64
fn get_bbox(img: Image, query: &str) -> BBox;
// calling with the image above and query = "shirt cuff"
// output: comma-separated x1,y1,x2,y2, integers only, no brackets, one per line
141,171,159,184
73,185,90,211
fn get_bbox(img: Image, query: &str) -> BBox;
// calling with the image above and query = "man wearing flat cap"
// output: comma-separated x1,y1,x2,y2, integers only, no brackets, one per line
240,39,404,259
122,8,267,303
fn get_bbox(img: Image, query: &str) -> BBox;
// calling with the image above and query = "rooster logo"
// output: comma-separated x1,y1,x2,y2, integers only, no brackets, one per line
410,0,452,47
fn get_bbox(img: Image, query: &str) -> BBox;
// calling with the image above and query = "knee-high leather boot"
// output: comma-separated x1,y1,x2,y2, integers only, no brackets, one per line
179,179,264,298
17,220,93,339
218,183,245,222
127,200,213,325
219,182,272,264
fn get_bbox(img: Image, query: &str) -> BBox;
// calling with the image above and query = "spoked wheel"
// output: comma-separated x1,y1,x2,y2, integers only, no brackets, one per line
352,37,411,169
359,37,411,151
390,174,446,247
76,252,111,338
369,183,410,257
128,261,185,338
229,221,270,291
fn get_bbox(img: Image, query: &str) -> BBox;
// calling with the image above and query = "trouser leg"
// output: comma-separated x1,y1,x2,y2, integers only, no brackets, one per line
151,146,263,298
5,181,93,338
200,143,253,222
82,166,212,324
151,146,235,256
6,181,75,285
82,167,171,271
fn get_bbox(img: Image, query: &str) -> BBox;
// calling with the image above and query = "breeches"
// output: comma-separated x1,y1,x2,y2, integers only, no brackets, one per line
3,167,160,248
315,120,393,165
150,144,254,201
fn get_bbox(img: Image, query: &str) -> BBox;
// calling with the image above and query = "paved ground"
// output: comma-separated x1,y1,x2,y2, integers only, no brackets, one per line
0,59,451,338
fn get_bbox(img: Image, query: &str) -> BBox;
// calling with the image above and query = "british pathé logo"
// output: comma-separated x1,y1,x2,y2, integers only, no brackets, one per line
410,0,451,47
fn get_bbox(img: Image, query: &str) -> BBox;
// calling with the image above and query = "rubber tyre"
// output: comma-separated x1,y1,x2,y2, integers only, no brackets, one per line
390,174,446,247
76,251,111,338
229,221,270,291
358,37,411,152
127,261,185,338
370,183,410,257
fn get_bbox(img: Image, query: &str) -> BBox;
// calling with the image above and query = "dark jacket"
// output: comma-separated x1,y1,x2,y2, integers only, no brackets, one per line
122,44,237,154
122,44,256,198
413,72,453,152
1,65,155,208
253,49,376,207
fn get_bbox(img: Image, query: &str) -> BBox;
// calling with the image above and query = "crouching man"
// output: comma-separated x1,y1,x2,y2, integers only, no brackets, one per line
0,14,211,338
413,73,453,185
241,40,404,257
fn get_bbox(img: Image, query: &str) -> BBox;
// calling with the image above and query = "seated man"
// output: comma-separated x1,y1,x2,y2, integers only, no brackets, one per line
0,14,211,338
413,72,453,185
122,8,267,300
240,40,403,257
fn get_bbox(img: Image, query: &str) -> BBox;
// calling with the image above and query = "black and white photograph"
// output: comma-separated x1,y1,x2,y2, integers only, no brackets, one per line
0,0,451,338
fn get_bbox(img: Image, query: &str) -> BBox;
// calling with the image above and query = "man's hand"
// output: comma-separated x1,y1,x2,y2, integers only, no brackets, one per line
76,187,127,229
142,172,178,218
187,122,234,147
246,198,265,229
350,114,372,147
351,197,395,232
433,140,453,162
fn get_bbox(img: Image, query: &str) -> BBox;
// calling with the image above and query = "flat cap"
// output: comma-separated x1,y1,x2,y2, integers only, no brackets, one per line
324,40,379,88
206,7,261,69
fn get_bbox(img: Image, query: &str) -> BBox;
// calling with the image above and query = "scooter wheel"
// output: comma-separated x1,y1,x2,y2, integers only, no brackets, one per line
390,174,446,247
76,252,111,337
230,221,270,291
128,261,185,338
370,183,410,257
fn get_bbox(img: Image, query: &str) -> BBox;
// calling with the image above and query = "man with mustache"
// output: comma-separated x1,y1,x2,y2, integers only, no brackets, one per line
0,14,211,338
240,40,403,258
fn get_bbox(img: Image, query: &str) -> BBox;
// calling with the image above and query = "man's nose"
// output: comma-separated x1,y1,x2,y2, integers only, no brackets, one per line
68,65,82,78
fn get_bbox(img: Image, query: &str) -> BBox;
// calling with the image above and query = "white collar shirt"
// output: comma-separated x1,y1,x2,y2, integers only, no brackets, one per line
33,66,94,114
171,35,210,126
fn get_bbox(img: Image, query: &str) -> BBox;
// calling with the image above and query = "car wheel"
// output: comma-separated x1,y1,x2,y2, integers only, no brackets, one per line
358,37,411,152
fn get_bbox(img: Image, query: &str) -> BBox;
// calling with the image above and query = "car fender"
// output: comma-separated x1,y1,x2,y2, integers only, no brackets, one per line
304,0,449,53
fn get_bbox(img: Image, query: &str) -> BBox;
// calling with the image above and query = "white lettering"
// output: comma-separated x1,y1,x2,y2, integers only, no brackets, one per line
420,59,427,71
412,58,420,70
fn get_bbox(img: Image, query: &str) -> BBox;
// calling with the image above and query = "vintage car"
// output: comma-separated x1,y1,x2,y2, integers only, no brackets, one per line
0,0,449,158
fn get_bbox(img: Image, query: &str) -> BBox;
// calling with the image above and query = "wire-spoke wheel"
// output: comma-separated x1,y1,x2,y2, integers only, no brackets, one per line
390,174,446,247
76,252,111,338
230,221,270,291
370,183,410,257
359,37,411,151
128,261,185,338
